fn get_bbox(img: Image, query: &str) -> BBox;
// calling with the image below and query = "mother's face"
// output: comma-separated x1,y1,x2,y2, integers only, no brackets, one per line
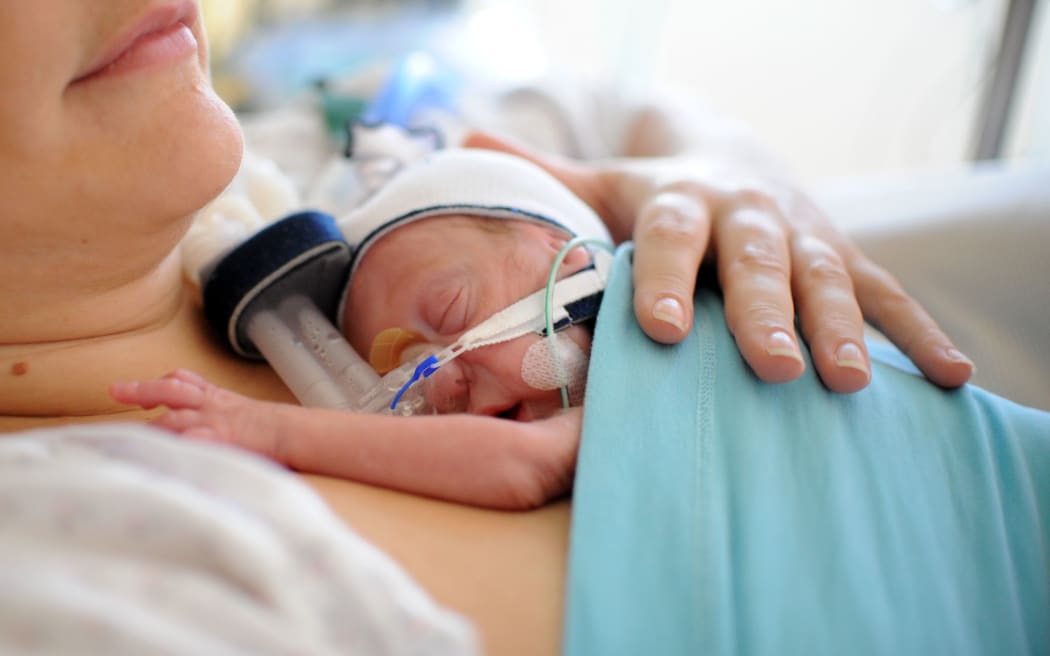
0,1,243,243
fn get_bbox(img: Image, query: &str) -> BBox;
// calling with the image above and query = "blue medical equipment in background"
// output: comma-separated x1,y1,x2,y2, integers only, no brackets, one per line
359,51,457,129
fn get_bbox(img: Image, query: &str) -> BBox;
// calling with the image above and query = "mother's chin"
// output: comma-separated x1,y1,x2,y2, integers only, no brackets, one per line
142,79,244,232
167,80,245,222
59,11,243,232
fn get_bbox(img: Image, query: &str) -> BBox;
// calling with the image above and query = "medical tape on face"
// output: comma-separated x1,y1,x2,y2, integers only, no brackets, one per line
437,250,610,359
368,327,430,374
522,333,588,393
388,249,611,409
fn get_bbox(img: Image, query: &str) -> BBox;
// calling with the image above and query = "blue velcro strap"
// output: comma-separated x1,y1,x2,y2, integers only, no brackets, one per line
202,211,352,358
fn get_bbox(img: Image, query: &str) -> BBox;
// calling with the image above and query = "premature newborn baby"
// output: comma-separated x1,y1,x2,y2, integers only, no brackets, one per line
112,149,613,510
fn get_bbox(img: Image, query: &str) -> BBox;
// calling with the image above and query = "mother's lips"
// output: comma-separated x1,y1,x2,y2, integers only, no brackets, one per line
71,1,198,85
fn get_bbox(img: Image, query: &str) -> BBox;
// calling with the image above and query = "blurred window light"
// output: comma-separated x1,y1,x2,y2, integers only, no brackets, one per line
471,0,1045,179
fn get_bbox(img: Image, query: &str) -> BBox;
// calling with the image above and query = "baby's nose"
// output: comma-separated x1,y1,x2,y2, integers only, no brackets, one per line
422,360,470,414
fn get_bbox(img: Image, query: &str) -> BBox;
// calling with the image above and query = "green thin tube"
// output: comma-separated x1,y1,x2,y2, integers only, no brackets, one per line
543,238,615,409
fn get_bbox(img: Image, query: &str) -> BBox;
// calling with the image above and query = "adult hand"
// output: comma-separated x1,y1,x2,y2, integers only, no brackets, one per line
463,131,975,393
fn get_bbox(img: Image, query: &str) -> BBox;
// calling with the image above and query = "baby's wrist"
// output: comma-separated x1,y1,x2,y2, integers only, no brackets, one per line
265,402,300,467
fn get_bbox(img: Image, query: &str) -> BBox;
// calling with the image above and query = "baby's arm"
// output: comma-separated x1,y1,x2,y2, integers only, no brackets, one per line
110,370,581,510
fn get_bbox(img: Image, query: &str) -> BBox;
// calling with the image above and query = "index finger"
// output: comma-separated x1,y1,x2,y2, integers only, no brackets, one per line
631,189,712,344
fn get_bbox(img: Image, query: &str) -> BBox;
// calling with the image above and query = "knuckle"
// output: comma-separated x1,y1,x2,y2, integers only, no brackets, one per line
727,242,789,279
637,271,694,297
725,298,788,335
661,178,713,200
804,315,862,344
639,192,706,241
800,254,851,286
731,186,779,213
645,211,697,242
723,206,784,239
659,176,718,206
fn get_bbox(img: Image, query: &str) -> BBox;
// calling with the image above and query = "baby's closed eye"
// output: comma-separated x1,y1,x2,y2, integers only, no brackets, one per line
423,280,472,336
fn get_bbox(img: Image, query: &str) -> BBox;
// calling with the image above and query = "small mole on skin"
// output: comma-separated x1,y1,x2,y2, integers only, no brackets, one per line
11,361,29,376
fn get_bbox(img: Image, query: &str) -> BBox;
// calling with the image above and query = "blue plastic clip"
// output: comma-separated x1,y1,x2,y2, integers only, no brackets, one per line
390,354,442,411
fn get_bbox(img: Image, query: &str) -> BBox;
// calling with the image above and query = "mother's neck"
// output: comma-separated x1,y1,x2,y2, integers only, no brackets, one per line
0,233,296,428
0,240,187,346
0,232,186,418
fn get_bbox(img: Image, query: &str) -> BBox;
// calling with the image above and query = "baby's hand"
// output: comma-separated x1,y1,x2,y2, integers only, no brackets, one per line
109,369,286,462
513,406,584,507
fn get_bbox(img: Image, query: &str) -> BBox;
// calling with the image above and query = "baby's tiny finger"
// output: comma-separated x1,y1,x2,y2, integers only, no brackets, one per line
109,381,147,406
166,368,210,388
151,408,206,433
131,378,206,410
631,189,712,344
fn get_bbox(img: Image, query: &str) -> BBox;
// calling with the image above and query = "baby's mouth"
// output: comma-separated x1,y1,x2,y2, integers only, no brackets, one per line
497,403,523,421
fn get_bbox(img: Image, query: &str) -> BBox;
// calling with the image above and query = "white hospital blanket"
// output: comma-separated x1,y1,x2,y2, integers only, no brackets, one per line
0,424,478,656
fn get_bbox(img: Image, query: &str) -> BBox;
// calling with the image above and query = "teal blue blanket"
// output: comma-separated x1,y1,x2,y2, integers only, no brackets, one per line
565,245,1050,655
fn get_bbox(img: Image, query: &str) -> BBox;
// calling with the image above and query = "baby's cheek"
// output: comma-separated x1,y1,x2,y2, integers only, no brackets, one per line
564,325,593,355
500,340,542,388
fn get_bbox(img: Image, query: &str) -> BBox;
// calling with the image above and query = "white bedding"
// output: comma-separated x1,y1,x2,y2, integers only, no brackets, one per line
0,424,477,655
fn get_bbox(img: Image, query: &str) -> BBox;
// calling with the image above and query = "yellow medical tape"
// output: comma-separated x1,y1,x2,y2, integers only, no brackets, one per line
369,327,428,374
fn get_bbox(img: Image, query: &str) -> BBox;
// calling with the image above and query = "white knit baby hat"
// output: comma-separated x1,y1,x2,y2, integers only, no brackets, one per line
335,147,613,326
337,148,612,276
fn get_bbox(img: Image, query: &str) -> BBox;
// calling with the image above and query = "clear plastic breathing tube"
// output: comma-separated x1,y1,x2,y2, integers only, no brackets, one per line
245,294,380,410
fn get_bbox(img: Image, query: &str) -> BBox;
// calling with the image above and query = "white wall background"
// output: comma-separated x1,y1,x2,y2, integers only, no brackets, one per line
464,0,1047,183
1008,1,1050,161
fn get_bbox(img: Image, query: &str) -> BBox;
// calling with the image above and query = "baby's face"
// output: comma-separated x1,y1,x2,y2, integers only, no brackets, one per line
344,216,593,421
0,1,241,248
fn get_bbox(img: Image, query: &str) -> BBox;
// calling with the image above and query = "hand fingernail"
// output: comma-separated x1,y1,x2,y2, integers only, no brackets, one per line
766,330,804,362
946,347,976,372
835,341,870,377
652,297,687,332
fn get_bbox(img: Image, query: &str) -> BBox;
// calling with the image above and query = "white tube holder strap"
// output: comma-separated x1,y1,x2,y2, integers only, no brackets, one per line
387,249,611,410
